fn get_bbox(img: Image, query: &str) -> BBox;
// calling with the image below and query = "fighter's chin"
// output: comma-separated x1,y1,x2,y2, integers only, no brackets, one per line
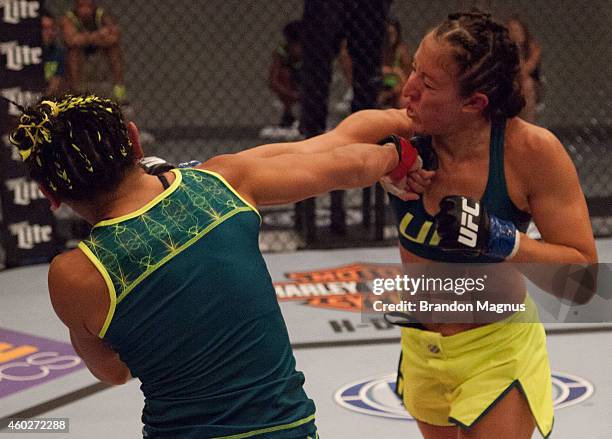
407,112,423,130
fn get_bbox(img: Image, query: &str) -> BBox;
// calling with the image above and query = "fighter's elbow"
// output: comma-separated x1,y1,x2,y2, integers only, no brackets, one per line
92,367,131,385
569,291,595,306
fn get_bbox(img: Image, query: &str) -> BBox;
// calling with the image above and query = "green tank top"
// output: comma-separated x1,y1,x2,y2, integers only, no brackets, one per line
389,119,531,263
79,168,316,438
66,8,105,33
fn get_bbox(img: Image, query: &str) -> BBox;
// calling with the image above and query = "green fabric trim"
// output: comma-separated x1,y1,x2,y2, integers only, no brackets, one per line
448,380,553,438
94,169,182,227
95,7,104,29
77,241,117,338
212,414,316,439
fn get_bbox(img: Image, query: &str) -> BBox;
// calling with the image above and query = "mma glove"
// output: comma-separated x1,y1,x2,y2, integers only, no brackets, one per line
378,135,421,180
434,195,520,261
139,157,202,175
139,156,176,175
378,135,438,199
408,135,439,172
177,160,202,168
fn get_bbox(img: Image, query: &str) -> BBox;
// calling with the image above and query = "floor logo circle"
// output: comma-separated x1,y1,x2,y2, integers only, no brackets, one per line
551,372,594,409
334,372,593,419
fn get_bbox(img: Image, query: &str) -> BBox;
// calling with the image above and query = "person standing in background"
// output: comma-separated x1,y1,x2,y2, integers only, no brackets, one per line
379,18,412,108
269,20,303,128
507,15,543,123
299,0,393,238
61,0,127,103
41,10,66,97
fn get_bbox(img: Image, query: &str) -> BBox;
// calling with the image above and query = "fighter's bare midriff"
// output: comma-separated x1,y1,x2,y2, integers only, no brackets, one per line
399,246,526,336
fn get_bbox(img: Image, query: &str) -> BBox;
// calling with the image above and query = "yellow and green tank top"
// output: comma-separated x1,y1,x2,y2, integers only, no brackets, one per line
79,168,316,439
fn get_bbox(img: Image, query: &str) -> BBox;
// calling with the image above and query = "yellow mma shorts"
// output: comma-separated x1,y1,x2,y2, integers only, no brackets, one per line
395,295,553,437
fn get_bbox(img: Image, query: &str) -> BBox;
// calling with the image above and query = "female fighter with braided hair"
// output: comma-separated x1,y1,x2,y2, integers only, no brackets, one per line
379,11,596,439
8,93,420,439
256,8,600,438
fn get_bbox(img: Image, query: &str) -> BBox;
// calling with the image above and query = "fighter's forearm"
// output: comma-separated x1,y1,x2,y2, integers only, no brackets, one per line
69,331,132,385
512,234,598,304
238,109,411,159
512,233,596,264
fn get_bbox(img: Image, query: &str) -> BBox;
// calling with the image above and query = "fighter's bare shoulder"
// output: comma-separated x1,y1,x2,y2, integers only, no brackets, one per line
507,118,566,158
196,154,241,183
506,118,578,189
48,248,108,326
49,249,100,288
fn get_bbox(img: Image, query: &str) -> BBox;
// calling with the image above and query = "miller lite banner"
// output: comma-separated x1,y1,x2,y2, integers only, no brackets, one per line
0,0,56,268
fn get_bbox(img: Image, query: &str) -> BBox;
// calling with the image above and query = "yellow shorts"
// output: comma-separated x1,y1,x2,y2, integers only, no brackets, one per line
396,295,553,437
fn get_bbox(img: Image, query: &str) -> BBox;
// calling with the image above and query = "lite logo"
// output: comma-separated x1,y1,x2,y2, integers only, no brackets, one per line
0,0,39,24
8,221,52,249
1,87,40,116
5,177,44,205
458,198,480,247
0,41,42,71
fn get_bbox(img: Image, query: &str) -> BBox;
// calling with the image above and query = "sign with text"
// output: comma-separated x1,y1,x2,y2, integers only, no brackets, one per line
0,0,56,268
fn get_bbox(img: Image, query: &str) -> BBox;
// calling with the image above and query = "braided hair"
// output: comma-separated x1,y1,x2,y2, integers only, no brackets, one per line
8,94,135,201
434,10,525,120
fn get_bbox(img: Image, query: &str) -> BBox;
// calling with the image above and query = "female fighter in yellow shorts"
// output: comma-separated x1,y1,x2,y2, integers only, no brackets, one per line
383,10,596,439
263,8,598,439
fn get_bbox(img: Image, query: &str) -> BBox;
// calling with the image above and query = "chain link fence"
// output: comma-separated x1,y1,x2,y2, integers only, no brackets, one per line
42,0,612,251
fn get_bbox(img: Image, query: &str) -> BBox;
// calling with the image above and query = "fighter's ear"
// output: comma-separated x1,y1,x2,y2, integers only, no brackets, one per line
462,92,489,114
127,122,143,160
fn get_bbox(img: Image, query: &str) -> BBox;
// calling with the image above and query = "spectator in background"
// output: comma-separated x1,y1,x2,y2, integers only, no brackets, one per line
300,0,392,136
61,0,127,103
507,15,543,123
335,39,356,114
41,10,66,97
268,20,303,128
299,0,393,236
378,18,411,108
